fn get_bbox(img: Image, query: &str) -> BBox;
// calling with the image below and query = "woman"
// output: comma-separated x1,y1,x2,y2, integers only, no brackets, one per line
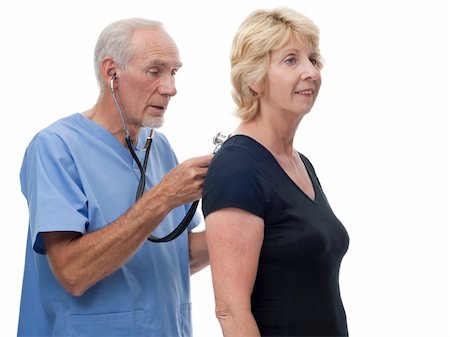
202,7,349,337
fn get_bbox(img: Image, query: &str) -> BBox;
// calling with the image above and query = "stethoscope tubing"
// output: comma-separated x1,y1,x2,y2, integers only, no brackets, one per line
110,75,197,243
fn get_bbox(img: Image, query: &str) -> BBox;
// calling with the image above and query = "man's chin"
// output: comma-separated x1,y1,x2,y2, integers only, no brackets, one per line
142,116,164,129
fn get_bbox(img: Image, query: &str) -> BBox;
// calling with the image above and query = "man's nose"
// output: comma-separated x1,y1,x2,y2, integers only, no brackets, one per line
159,75,177,96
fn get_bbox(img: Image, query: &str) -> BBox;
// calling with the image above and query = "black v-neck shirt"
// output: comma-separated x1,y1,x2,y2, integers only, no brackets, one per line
202,135,349,337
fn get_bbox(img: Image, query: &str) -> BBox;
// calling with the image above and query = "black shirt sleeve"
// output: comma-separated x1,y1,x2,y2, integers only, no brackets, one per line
202,142,267,219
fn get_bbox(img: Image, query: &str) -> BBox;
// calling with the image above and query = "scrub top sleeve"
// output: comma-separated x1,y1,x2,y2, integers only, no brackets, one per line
21,131,89,254
202,146,267,219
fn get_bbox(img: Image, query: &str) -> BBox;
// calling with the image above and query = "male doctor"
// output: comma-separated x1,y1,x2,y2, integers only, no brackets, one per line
18,17,212,337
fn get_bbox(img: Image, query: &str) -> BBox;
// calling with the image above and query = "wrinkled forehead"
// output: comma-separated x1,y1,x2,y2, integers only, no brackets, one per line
128,27,182,67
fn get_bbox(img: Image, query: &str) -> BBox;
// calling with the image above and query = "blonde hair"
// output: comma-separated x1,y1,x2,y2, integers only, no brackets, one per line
231,7,322,121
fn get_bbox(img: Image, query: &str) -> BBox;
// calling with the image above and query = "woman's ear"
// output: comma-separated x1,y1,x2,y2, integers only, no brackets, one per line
249,81,260,96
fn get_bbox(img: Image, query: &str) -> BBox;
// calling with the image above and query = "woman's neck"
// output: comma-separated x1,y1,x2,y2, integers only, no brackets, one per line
236,116,299,158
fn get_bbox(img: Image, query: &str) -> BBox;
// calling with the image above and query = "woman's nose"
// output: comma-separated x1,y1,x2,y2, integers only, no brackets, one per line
301,61,320,81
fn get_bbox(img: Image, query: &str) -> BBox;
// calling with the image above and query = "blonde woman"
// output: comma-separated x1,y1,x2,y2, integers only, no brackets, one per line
202,7,349,337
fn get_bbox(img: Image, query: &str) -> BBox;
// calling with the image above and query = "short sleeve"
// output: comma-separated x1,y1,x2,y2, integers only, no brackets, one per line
20,131,89,254
202,144,267,219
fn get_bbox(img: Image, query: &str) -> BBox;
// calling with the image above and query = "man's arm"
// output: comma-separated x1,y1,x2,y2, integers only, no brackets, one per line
43,154,213,296
188,231,209,274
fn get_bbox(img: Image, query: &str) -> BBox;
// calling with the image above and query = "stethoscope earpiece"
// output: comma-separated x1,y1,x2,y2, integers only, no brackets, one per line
109,73,117,91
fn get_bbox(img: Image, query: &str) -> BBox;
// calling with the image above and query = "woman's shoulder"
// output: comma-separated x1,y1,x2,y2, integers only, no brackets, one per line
216,134,273,162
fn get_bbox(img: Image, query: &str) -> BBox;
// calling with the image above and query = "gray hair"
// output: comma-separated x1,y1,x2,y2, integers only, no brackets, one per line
94,18,163,90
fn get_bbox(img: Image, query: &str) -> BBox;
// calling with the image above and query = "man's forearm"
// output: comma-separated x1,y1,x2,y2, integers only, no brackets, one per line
44,185,174,296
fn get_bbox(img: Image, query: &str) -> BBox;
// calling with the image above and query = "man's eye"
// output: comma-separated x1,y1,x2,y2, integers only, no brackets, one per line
171,69,178,76
147,69,159,76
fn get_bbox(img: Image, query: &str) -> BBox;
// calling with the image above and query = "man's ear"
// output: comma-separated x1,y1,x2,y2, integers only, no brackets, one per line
100,57,117,86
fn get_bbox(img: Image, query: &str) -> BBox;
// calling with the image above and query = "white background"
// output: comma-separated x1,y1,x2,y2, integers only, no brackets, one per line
1,0,449,336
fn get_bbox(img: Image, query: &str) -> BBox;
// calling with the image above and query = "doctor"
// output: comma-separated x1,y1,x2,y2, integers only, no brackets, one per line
18,18,212,337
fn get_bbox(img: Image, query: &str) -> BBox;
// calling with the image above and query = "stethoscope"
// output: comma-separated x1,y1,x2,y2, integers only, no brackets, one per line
109,74,229,242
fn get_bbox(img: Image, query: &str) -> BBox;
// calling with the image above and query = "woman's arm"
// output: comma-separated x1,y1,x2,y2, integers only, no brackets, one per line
205,208,264,337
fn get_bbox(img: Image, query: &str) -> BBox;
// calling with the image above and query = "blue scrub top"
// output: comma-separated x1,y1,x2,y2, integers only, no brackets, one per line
18,113,200,337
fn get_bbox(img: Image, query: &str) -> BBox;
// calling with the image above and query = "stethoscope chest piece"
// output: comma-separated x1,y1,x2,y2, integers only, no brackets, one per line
212,132,231,154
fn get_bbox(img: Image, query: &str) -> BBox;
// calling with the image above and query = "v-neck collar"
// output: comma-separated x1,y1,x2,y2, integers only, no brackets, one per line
229,134,318,204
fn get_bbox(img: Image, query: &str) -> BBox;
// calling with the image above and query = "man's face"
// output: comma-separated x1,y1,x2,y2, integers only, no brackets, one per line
115,27,182,130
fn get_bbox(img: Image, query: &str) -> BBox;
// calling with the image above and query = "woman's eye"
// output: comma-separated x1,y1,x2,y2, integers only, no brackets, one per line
284,57,297,65
310,58,318,65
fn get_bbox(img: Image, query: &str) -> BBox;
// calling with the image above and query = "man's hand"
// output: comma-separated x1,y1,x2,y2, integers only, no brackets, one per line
154,154,213,208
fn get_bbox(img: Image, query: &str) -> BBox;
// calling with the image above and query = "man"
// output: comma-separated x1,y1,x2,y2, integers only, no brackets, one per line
18,18,212,337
